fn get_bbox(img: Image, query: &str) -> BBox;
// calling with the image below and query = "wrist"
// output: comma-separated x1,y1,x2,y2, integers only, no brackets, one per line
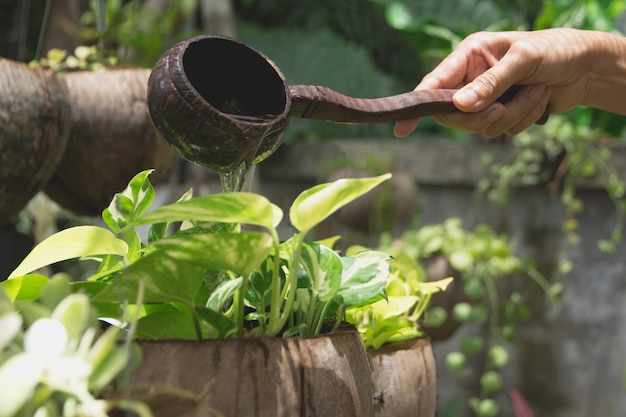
583,31,626,114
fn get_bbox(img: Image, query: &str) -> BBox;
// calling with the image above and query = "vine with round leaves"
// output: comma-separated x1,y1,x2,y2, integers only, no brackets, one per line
477,115,626,274
378,218,560,417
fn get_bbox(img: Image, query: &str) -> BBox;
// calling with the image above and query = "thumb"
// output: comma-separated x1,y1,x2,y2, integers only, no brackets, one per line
454,64,519,112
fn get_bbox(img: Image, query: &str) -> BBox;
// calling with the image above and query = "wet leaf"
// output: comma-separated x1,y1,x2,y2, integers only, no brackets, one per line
8,226,129,279
290,174,391,233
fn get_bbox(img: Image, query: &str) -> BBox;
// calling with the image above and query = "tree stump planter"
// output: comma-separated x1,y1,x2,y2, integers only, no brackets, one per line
131,327,373,417
44,68,174,216
368,338,437,417
0,58,70,224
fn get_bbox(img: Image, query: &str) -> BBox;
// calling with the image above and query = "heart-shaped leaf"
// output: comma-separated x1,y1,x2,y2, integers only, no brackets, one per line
299,242,342,302
290,174,391,233
93,253,206,306
123,193,278,231
8,226,129,279
153,232,273,276
336,250,391,306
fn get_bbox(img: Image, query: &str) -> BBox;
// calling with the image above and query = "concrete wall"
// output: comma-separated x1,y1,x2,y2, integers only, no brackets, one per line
256,138,626,417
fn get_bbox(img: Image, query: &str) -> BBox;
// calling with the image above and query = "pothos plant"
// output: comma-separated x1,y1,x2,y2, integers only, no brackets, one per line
377,218,560,417
345,244,453,349
0,274,148,417
7,170,393,340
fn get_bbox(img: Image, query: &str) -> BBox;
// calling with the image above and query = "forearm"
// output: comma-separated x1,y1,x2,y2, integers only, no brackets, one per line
582,31,626,115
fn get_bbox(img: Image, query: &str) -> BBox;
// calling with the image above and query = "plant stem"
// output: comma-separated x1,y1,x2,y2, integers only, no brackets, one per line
331,304,345,333
124,278,145,348
305,291,319,335
274,234,305,336
233,274,250,337
189,303,203,340
410,293,431,322
482,274,500,341
525,265,560,307
312,300,333,336
266,231,283,336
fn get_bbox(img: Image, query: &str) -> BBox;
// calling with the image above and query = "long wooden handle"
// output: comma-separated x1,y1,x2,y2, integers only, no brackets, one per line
289,84,549,125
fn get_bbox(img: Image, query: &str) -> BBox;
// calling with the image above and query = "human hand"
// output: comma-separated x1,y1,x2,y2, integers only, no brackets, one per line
394,28,602,138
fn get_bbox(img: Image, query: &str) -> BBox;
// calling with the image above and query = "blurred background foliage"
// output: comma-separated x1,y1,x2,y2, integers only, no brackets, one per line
1,0,625,139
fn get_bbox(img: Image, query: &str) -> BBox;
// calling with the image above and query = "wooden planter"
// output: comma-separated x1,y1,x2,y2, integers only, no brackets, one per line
44,68,174,216
368,338,437,417
0,58,70,224
131,327,373,417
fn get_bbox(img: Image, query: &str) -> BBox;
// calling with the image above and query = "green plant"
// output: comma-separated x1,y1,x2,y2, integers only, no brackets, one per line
346,244,452,348
79,0,200,68
478,115,626,259
377,218,559,417
29,45,117,73
0,274,148,417
7,170,394,340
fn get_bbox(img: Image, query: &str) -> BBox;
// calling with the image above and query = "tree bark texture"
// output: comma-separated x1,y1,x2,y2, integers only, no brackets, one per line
44,68,174,215
132,328,373,417
368,338,438,417
0,58,70,224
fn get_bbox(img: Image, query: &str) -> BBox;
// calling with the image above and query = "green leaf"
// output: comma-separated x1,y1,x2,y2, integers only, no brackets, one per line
336,250,391,306
51,293,91,342
290,174,391,233
93,253,207,306
346,300,421,349
124,192,278,231
8,226,129,279
446,351,466,371
89,346,129,393
102,169,155,232
299,243,343,302
448,249,473,271
480,371,502,395
0,353,43,417
364,296,419,319
488,345,509,368
87,324,123,373
136,310,199,340
459,336,485,355
1,274,49,301
39,273,71,310
414,277,454,296
0,312,21,351
385,3,414,30
153,232,273,276
470,398,499,417
47,48,67,62
246,257,278,305
195,307,237,339
13,301,51,326
148,187,194,244
206,277,243,312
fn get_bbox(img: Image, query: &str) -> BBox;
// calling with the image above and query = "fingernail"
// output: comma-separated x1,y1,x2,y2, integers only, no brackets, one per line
454,88,480,108
394,120,418,137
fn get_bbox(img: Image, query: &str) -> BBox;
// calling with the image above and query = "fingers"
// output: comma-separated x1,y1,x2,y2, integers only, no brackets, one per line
453,55,534,112
434,84,551,138
394,118,420,137
394,54,473,137
393,74,453,137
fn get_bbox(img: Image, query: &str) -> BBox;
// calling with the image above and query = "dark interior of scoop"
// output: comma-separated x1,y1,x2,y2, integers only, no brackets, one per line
183,37,287,120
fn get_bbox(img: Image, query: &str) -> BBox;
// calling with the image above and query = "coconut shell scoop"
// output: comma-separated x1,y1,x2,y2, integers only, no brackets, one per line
147,34,549,172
